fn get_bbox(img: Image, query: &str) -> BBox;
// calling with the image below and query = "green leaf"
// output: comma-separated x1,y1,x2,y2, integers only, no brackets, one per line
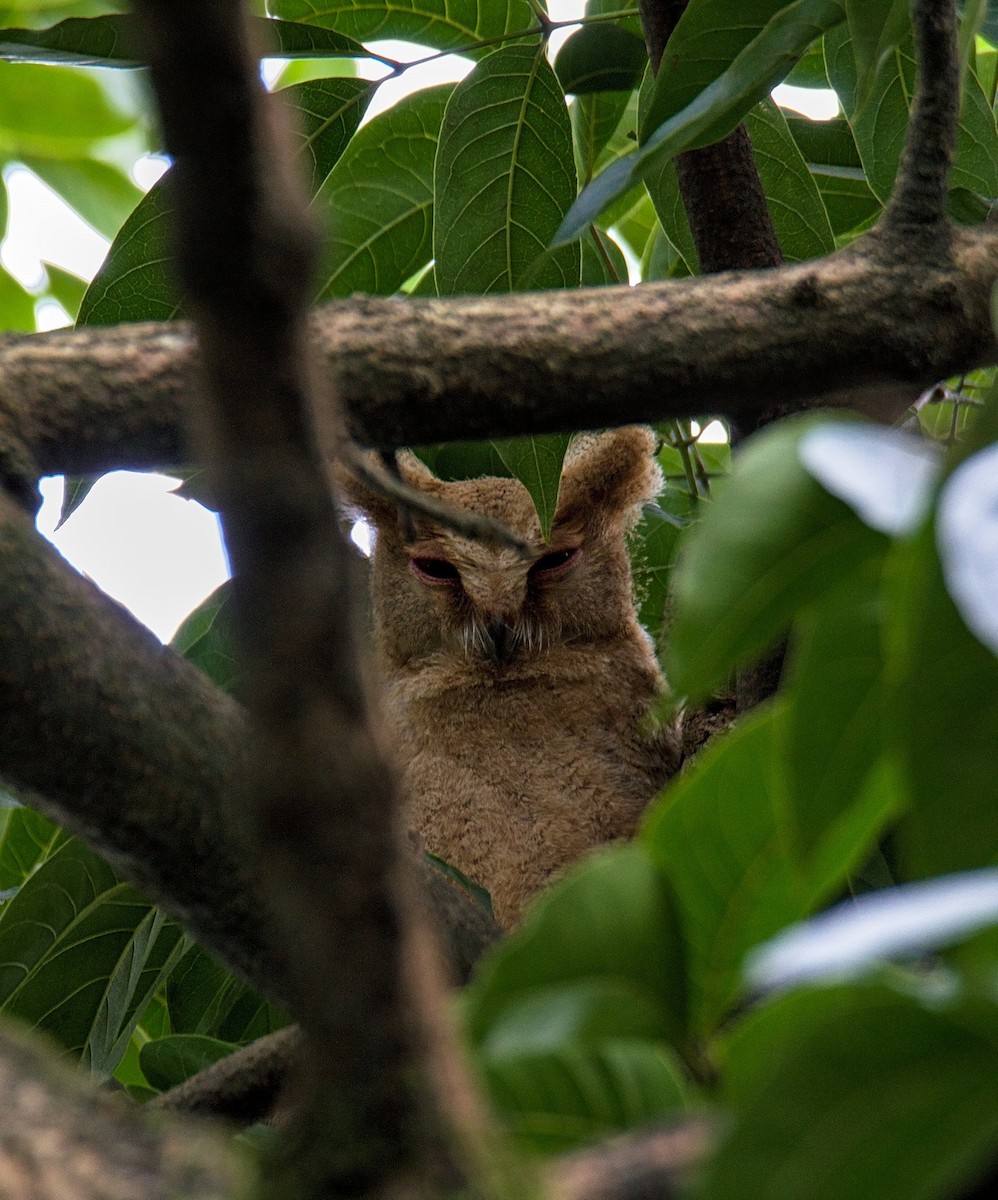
435,43,580,294
139,1033,238,1093
571,88,634,186
784,114,883,236
165,940,286,1043
743,99,835,261
0,262,37,331
709,984,998,1200
0,805,63,893
630,499,687,647
81,74,378,323
580,226,628,285
480,1040,688,1157
780,564,890,862
313,84,452,299
641,706,805,1034
0,15,372,68
41,260,88,319
411,439,510,481
666,417,887,704
77,176,177,326
891,516,998,879
268,0,536,55
491,434,571,541
556,0,847,244
845,0,910,113
826,24,998,204
641,0,841,141
286,75,375,194
465,845,686,1048
0,837,185,1077
0,59,136,158
554,24,647,95
55,473,97,528
170,581,240,693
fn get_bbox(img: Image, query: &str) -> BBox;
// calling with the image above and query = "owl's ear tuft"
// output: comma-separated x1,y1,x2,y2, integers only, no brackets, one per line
335,450,441,527
554,426,661,531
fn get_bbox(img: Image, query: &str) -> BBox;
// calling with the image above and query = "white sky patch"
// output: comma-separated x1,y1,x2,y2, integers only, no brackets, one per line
361,41,473,123
131,152,171,190
772,82,840,120
37,473,231,644
2,165,110,289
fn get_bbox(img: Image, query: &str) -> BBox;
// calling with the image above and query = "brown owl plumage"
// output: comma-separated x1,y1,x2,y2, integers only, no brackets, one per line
343,427,680,926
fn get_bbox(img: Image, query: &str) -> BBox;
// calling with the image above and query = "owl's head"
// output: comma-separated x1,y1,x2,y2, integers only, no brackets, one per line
341,427,661,672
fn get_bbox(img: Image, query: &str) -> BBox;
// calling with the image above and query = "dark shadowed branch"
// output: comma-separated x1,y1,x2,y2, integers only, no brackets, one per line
132,0,507,1196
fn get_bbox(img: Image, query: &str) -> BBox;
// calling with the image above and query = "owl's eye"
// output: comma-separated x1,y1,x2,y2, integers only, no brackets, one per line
530,546,581,576
410,556,460,584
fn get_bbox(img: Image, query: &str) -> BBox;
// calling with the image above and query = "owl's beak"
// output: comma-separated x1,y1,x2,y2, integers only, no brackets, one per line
484,617,514,665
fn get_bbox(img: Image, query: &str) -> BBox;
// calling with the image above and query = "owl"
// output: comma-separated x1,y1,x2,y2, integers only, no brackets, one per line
342,426,681,927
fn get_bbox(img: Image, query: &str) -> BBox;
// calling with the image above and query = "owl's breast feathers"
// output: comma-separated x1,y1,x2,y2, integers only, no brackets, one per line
387,638,679,926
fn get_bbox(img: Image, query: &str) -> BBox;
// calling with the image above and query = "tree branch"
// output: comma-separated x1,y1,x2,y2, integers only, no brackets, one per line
884,0,960,231
2,226,997,483
0,1021,245,1200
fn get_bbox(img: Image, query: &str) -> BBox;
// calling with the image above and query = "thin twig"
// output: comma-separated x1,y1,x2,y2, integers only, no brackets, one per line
339,442,529,552
884,0,959,229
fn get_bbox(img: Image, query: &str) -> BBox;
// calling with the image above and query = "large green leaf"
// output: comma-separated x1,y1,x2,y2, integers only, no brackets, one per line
0,59,136,158
491,434,571,541
434,42,580,294
554,23,647,96
76,176,177,325
0,14,372,68
825,24,998,204
784,113,882,238
464,845,686,1048
313,84,452,299
780,564,891,863
742,99,834,260
268,0,535,55
0,804,63,893
80,76,377,323
641,707,805,1034
571,87,634,186
170,581,240,694
287,75,375,193
0,261,37,331
480,1040,688,1157
641,0,840,140
0,837,185,1077
709,984,998,1200
665,417,887,704
844,0,910,113
0,2,127,33
891,510,998,880
555,0,846,243
165,941,287,1043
